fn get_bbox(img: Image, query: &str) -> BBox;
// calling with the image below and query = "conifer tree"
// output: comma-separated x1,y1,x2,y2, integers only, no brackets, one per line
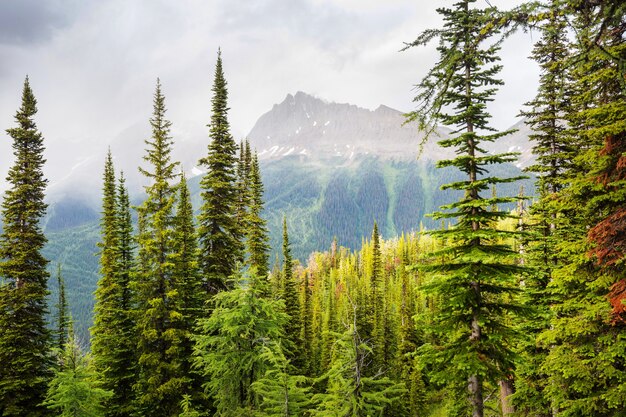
246,153,270,281
511,3,571,414
252,345,312,417
173,174,204,403
193,269,288,416
43,325,112,417
134,79,187,416
281,217,304,370
91,156,137,417
312,311,405,417
300,271,314,376
539,4,626,414
56,263,70,352
369,222,386,372
0,77,52,417
197,50,241,294
405,2,528,416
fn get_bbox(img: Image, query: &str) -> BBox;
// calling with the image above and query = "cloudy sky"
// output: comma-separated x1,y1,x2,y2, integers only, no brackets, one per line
0,0,536,192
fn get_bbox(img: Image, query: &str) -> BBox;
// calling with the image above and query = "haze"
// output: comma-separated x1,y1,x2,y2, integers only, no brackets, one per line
0,0,536,194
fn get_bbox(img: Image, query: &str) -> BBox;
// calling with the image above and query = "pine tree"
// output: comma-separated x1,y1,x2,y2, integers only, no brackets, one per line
246,152,270,281
193,270,288,416
91,158,137,417
0,77,52,417
134,79,187,416
404,2,528,416
43,325,112,417
197,49,241,294
56,264,70,352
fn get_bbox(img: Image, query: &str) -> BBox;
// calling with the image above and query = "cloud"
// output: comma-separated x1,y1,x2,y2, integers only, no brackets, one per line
0,0,84,45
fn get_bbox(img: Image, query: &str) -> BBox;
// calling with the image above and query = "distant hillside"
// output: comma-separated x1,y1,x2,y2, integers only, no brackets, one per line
20,91,535,343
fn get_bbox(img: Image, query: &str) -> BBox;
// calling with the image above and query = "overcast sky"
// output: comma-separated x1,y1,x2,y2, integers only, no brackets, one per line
0,0,537,191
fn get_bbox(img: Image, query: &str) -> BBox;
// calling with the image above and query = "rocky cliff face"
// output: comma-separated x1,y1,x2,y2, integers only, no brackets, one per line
247,91,534,166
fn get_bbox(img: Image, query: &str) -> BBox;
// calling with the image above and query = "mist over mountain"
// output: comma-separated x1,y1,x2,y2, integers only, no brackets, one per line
1,91,536,342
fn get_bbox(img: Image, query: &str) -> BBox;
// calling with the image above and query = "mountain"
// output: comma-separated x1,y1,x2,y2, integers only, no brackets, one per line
247,91,534,165
13,91,535,342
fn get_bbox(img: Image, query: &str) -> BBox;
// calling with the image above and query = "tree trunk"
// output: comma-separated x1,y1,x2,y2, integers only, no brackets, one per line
499,378,515,416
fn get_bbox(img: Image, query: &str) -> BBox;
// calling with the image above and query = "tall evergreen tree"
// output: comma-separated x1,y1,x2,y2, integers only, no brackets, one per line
134,79,186,416
281,217,304,370
511,3,572,415
369,222,386,373
246,153,270,281
56,263,70,352
91,156,137,417
197,50,241,294
539,4,626,415
404,2,528,416
0,77,52,417
173,174,204,404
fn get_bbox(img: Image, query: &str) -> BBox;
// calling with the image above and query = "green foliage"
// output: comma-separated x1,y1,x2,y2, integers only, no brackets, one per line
312,319,405,417
246,153,270,281
193,269,288,416
43,332,112,417
134,79,189,416
56,263,70,351
197,50,241,294
405,2,529,415
91,164,137,417
251,345,312,417
0,77,52,417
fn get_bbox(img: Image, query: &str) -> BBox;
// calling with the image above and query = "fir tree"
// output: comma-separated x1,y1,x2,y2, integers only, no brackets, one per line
251,345,312,417
134,79,186,416
281,217,304,370
369,222,386,373
312,310,405,417
246,153,270,282
197,49,241,294
91,157,137,417
404,2,528,416
539,4,626,414
0,77,52,417
56,263,70,352
193,269,288,416
173,174,204,404
511,3,572,415
43,325,112,417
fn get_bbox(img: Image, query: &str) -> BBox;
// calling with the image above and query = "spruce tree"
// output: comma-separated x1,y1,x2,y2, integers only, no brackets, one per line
539,4,626,414
91,157,137,417
134,79,186,416
404,2,527,416
43,325,112,417
282,217,304,370
197,49,241,294
246,152,270,281
369,222,386,373
511,3,571,415
55,263,70,352
0,77,52,417
173,174,204,404
251,345,312,417
311,314,405,417
193,270,288,416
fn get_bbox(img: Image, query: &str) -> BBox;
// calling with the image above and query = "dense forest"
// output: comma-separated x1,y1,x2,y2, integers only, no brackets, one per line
1,1,626,416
